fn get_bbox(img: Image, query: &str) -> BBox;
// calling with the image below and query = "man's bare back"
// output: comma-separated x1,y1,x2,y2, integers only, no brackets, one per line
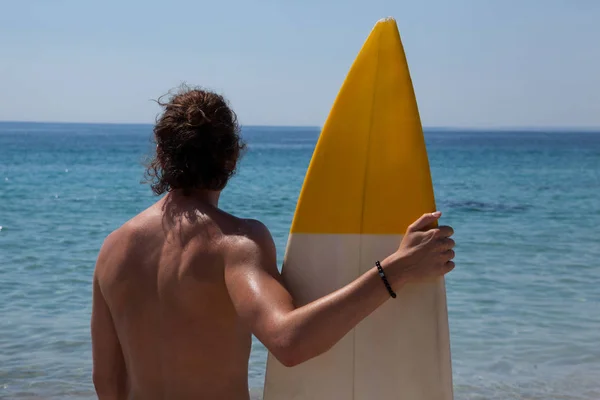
92,193,260,399
91,87,456,400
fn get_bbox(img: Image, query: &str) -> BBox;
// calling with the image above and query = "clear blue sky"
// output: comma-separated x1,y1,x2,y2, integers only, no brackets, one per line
1,0,598,128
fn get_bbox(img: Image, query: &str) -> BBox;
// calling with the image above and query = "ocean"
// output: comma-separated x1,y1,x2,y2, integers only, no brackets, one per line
1,122,599,399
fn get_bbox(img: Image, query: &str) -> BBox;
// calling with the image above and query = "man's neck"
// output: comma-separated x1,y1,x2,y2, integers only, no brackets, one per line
169,189,221,208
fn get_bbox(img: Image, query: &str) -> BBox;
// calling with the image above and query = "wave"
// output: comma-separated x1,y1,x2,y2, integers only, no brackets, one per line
444,200,530,213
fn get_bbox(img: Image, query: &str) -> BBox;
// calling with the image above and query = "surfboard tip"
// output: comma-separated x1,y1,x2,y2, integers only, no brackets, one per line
376,16,396,24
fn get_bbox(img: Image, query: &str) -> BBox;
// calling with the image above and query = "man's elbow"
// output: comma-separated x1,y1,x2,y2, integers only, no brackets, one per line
93,370,128,399
272,346,303,367
270,336,330,368
92,370,104,391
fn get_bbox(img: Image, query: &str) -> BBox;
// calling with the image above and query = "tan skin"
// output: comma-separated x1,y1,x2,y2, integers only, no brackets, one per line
91,190,455,400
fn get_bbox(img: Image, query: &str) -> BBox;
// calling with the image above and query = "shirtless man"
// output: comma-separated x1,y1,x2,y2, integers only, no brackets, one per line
91,86,456,400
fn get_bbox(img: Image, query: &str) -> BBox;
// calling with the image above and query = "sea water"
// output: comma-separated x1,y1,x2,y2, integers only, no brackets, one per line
1,122,599,399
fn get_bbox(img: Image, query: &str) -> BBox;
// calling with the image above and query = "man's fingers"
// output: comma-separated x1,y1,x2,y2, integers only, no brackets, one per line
442,249,455,260
444,261,456,273
437,225,454,238
408,211,441,232
439,238,455,251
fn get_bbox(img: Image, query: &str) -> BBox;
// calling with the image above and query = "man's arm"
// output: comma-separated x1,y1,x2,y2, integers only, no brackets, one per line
224,212,455,367
91,244,128,399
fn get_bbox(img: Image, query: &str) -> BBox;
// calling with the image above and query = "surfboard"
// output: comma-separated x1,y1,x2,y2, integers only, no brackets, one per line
262,17,453,400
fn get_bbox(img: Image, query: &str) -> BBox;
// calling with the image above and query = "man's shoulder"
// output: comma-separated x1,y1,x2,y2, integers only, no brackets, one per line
238,218,273,243
96,212,149,268
224,218,275,258
104,210,150,245
96,223,134,265
105,221,136,245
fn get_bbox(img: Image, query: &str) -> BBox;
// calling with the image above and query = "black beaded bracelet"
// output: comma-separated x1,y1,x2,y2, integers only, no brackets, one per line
375,261,397,298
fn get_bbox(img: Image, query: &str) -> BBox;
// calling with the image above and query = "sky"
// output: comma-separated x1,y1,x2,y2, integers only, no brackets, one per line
0,0,599,128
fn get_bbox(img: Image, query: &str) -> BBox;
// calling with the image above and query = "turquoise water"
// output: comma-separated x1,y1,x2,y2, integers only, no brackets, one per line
1,122,600,399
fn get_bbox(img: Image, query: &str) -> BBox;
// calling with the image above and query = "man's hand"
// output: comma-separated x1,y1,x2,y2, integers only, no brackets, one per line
382,211,456,287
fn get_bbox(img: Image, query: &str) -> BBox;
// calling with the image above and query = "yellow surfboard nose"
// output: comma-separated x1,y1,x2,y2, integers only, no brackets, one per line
291,17,436,235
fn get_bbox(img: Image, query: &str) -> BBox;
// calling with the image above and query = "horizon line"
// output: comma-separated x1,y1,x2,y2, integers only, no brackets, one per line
1,120,599,132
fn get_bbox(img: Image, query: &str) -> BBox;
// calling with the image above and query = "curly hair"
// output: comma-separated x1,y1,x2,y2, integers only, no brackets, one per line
145,85,246,195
